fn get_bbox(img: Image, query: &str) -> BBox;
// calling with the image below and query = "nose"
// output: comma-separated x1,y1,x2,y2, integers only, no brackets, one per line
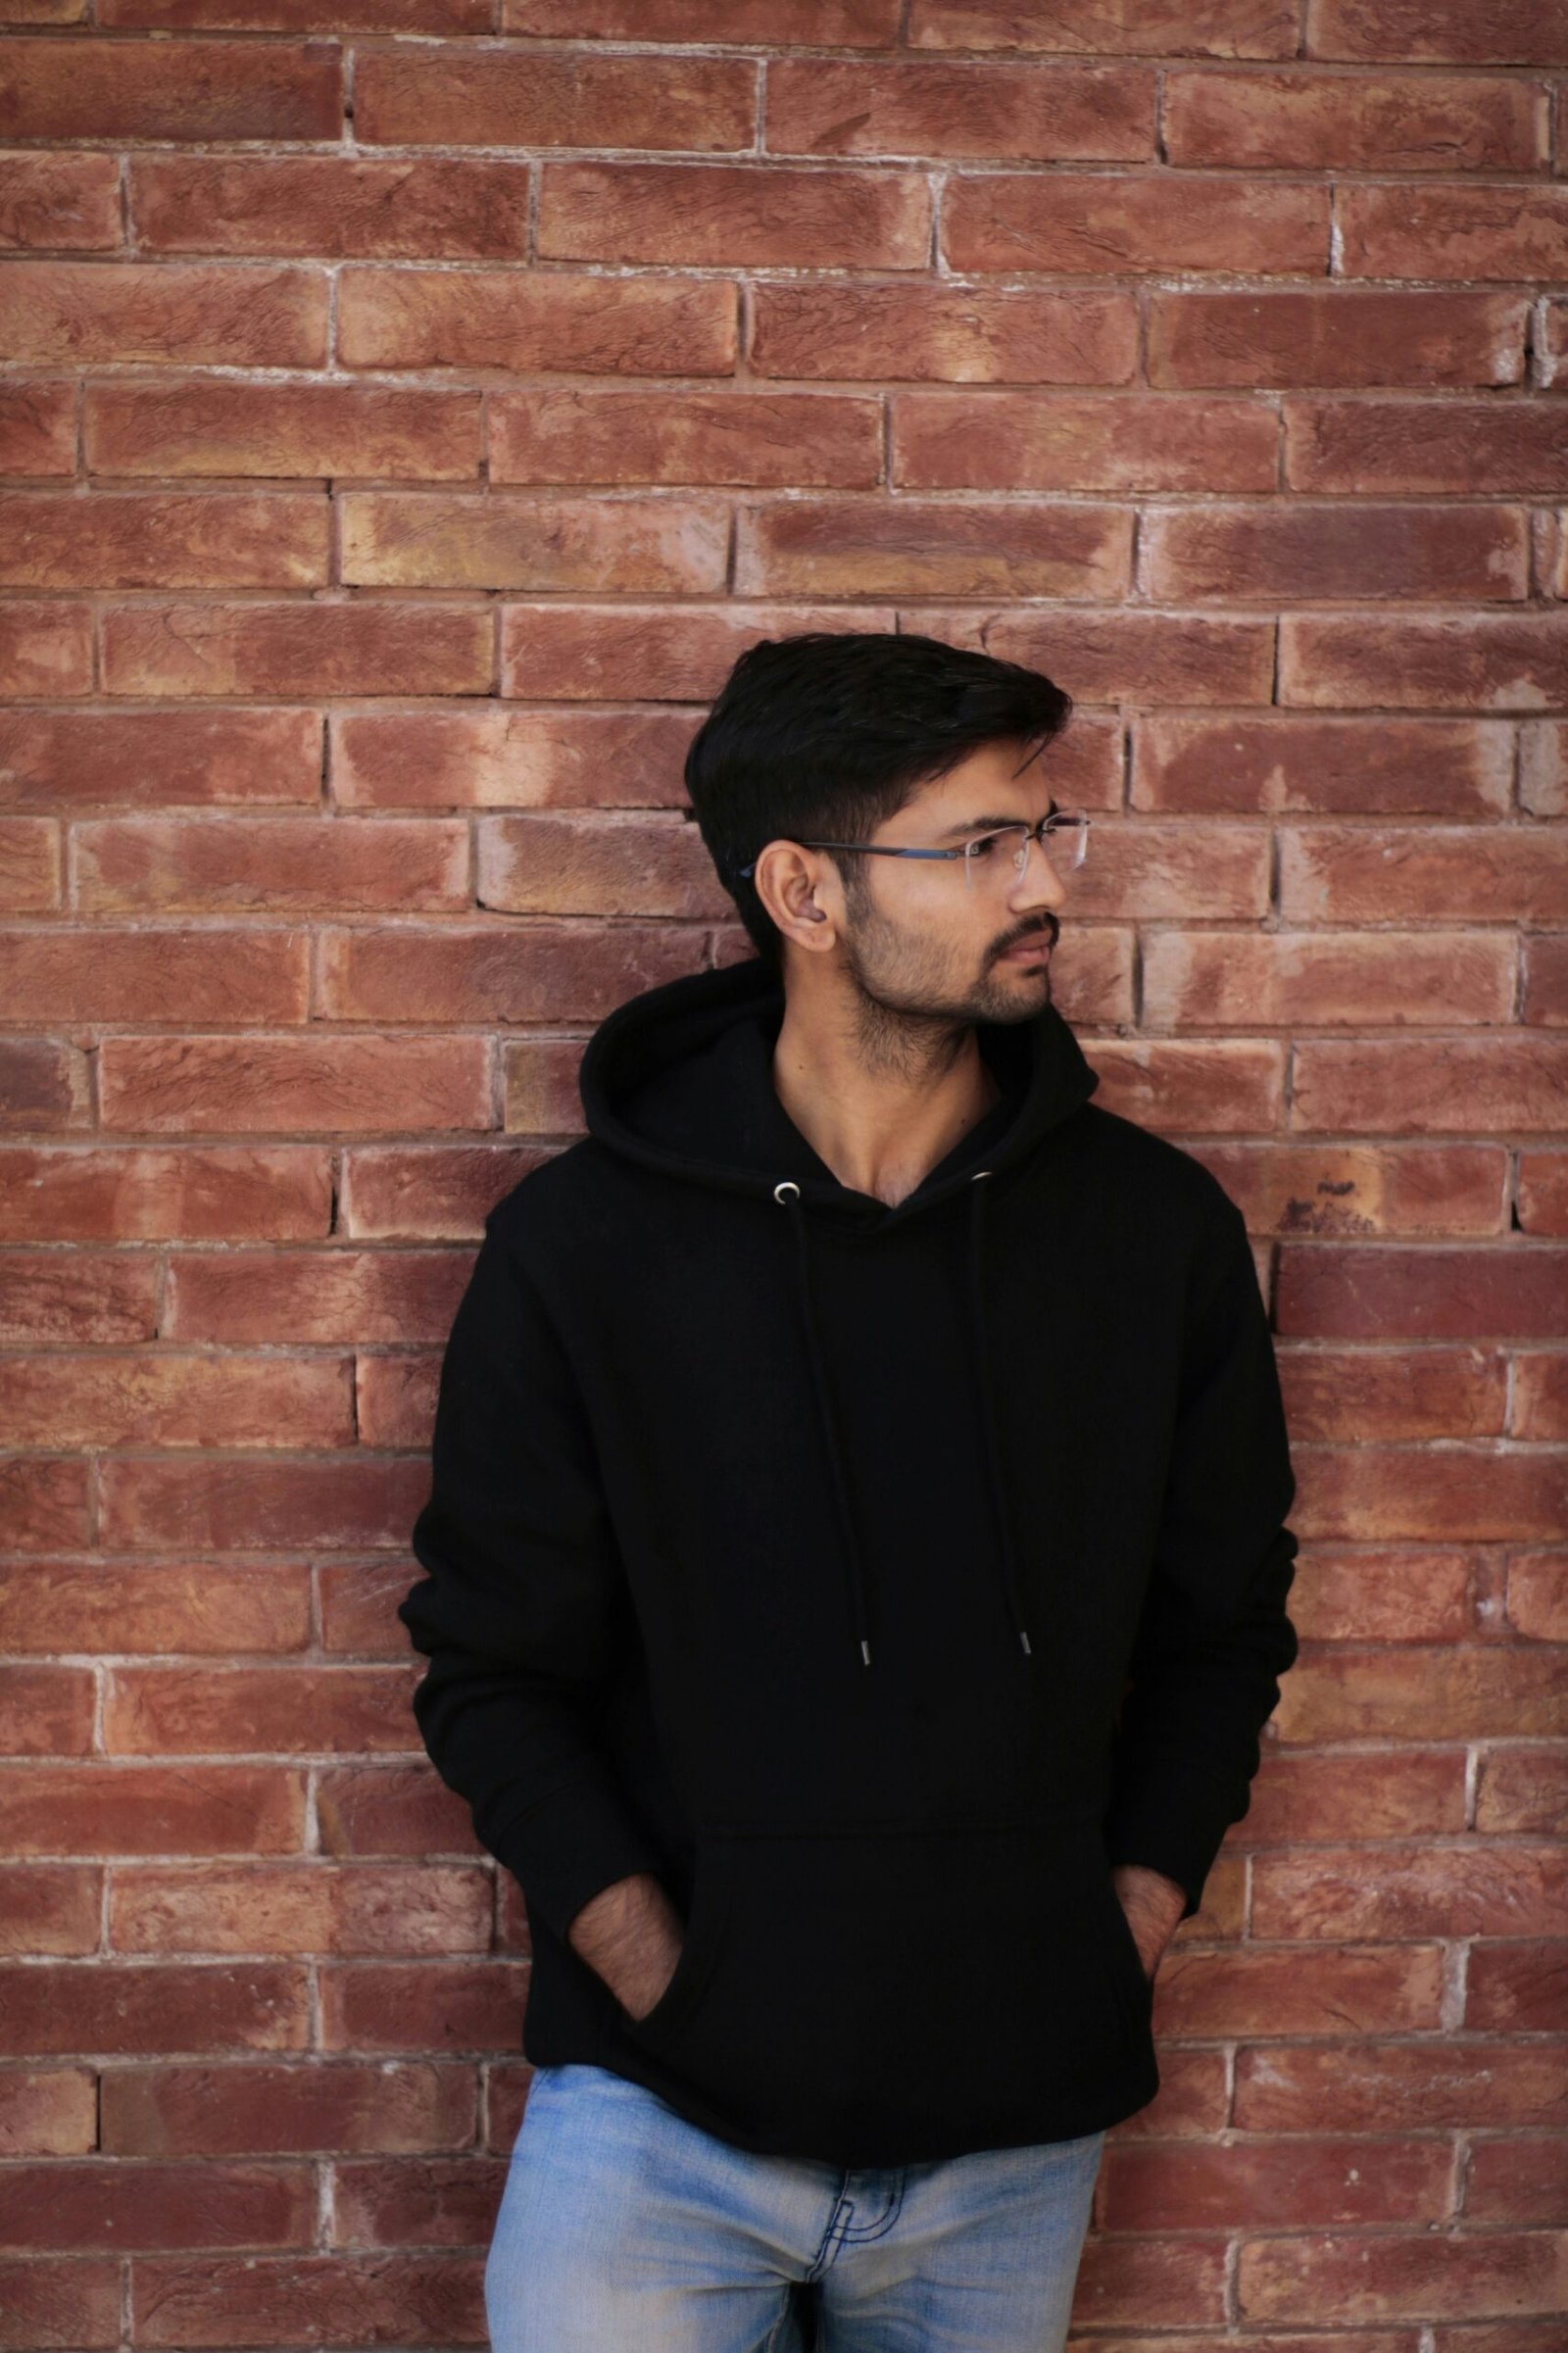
1009,829,1069,913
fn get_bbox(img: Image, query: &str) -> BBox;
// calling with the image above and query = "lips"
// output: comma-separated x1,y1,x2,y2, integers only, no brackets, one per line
1004,938,1052,959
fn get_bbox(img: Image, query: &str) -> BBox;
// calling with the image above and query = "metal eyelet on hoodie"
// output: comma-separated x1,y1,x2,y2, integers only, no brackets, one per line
770,1170,1037,1674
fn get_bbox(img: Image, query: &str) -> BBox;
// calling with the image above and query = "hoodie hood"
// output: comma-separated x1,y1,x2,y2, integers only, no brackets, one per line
577,957,1101,1672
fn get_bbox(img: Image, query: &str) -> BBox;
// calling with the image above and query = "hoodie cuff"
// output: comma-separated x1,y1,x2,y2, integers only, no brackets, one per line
486,1769,670,1949
1102,1755,1240,1923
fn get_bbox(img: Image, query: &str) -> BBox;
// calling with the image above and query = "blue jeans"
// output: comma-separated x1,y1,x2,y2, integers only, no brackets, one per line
486,2063,1105,2352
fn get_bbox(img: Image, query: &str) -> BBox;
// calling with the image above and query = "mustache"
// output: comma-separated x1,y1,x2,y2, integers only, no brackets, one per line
998,914,1059,956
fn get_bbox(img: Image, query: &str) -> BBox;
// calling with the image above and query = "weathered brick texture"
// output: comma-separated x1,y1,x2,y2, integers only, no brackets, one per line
1,0,1564,2343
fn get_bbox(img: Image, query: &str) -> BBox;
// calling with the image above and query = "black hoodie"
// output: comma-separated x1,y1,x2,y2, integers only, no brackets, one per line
400,955,1300,2168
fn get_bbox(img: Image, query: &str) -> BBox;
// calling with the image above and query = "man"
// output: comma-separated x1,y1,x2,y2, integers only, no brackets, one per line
401,630,1300,2351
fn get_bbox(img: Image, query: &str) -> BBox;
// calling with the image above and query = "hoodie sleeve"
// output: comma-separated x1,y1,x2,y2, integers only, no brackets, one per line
398,1210,668,1946
1103,1196,1300,1922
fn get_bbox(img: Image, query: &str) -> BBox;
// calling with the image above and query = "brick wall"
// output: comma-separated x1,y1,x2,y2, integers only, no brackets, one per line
2,1,1565,2345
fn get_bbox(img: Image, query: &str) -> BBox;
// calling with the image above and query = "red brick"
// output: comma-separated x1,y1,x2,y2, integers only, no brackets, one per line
892,392,1277,492
1281,1242,1568,1343
357,47,752,149
0,0,84,15
1340,183,1568,280
1280,614,1568,711
0,1039,91,1130
478,808,721,917
909,1,1299,56
97,1033,490,1135
1102,2124,1449,2229
1467,1937,1568,2034
0,928,307,1025
316,1765,478,1858
332,706,696,809
0,491,326,590
1308,0,1568,67
0,1659,95,1752
918,607,1278,706
1,1255,156,1344
1133,714,1511,816
0,1963,308,2056
0,2259,118,2351
104,0,485,23
1467,2132,1568,2221
943,173,1328,275
0,37,341,141
0,262,327,368
0,384,74,476
504,0,899,36
337,267,736,374
129,157,529,260
0,2070,96,2157
331,2156,506,2249
1287,1369,1503,1461
1287,398,1568,492
1164,68,1544,171
0,815,59,910
1149,289,1526,388
1509,1553,1568,1637
340,491,728,593
736,498,1130,598
84,380,480,481
1143,503,1528,604
111,1862,491,1956
490,388,879,488
0,1561,311,1652
318,1556,438,1655
750,281,1137,384
0,1863,101,1951
767,58,1154,160
1239,2229,1567,2324
0,2162,315,2253
0,1766,307,1857
95,1453,434,1552
1243,2042,1553,2136
1144,928,1512,1032
101,600,491,699
1281,822,1568,925
499,601,895,701
0,1458,87,1552
398,1177,534,1302
74,813,467,915
165,1248,470,1346
3,119,104,221
102,2062,475,2155
0,602,92,697
0,709,320,809
1295,1036,1568,1137
105,1665,421,1754
131,2252,486,2348
538,162,931,268
1271,1638,1563,1750
354,1348,443,1440
318,919,705,1024
319,1962,525,2053
0,1354,350,1440
0,1147,330,1244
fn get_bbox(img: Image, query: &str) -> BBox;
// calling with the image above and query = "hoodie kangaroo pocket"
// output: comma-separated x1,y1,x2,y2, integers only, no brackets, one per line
626,1817,1150,2164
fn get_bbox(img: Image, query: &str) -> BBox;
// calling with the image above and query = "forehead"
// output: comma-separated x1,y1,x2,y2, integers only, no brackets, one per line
905,737,1051,817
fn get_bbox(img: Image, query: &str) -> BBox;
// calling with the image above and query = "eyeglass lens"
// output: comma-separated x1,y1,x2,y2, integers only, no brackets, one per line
963,820,1087,889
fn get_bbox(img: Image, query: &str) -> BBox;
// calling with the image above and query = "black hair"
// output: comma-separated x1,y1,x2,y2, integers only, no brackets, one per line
681,630,1073,968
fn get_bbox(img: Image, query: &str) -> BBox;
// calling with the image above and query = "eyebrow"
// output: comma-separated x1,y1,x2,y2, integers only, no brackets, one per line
931,798,1059,842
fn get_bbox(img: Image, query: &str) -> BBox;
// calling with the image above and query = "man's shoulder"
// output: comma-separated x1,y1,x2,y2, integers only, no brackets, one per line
1071,1101,1243,1229
480,1135,624,1253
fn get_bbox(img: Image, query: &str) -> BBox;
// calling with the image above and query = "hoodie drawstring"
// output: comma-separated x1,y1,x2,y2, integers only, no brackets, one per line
771,1174,1036,1673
